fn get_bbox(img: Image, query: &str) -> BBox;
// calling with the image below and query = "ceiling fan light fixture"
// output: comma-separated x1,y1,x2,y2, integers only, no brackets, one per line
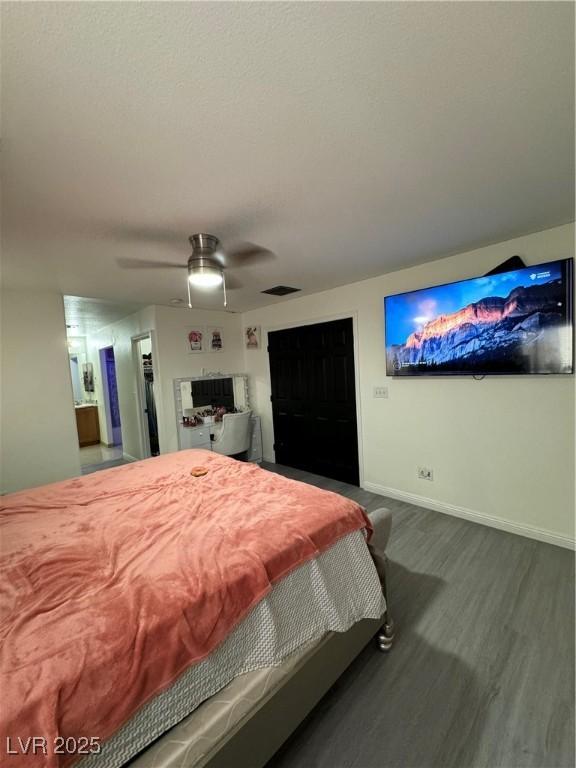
188,265,223,288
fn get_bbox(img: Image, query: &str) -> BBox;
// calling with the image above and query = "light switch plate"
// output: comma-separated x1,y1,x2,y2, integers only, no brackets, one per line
373,386,389,399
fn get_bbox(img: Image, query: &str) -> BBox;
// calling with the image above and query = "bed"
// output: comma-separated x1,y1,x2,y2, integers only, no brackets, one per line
0,450,394,768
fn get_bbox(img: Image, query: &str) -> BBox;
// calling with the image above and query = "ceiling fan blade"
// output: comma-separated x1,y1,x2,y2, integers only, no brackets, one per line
222,242,277,268
116,258,187,269
223,273,243,290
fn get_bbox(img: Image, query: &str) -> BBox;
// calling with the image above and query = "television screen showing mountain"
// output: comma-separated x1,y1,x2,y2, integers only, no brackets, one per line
385,258,574,376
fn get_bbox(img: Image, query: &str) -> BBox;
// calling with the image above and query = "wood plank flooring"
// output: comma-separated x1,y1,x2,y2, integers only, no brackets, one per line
261,462,575,768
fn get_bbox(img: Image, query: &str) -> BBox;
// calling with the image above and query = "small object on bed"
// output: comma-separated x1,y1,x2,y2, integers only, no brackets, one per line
190,466,209,476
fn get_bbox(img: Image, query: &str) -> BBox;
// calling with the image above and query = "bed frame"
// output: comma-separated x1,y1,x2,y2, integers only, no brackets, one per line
205,618,386,768
204,574,395,768
130,558,394,768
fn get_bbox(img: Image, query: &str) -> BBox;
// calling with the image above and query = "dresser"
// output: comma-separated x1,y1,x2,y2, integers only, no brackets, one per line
179,415,263,462
174,374,262,462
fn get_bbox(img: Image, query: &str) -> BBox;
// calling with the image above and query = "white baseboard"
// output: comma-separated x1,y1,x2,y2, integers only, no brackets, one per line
362,481,575,551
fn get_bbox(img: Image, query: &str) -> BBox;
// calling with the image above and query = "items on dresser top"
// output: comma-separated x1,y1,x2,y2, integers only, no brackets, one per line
182,405,240,427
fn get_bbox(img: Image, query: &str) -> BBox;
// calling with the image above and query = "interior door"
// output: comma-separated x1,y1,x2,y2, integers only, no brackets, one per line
268,318,360,485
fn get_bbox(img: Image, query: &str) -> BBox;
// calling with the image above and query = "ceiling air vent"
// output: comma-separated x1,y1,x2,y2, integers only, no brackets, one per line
261,285,301,296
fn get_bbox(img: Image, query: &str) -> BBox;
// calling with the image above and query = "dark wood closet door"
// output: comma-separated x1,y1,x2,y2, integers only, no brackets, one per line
268,318,359,485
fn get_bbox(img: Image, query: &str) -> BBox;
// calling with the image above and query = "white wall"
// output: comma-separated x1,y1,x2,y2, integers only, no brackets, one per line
1,289,81,493
152,306,244,454
241,223,575,547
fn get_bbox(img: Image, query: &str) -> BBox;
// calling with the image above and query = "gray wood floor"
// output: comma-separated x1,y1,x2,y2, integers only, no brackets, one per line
261,462,575,768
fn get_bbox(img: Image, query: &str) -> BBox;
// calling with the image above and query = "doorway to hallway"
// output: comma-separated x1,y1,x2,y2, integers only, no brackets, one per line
134,335,160,457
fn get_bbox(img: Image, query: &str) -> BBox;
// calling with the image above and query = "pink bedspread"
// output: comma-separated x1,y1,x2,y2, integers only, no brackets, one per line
0,451,370,767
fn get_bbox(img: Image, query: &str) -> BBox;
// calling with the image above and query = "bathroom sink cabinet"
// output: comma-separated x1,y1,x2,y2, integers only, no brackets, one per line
75,405,100,447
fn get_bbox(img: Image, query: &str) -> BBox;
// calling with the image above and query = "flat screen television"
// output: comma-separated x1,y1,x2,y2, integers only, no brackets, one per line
384,258,574,376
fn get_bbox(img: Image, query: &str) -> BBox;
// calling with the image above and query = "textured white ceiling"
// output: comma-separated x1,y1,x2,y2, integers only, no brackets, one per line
2,2,574,311
63,295,144,335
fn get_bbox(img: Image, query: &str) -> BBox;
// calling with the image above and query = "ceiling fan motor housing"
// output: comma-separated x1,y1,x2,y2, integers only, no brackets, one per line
188,233,222,271
187,233,224,292
189,232,219,255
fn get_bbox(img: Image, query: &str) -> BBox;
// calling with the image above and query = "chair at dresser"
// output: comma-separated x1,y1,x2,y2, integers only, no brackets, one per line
211,411,252,458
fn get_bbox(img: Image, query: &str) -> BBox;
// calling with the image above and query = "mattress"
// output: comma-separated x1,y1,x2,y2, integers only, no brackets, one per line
1,449,374,768
78,529,385,768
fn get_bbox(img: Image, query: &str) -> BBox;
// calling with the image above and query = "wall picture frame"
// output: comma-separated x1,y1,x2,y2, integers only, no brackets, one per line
245,326,261,350
187,327,205,354
207,327,224,352
82,362,95,393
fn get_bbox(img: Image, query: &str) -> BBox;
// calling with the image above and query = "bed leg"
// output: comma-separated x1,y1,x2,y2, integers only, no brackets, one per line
377,617,395,652
376,559,395,652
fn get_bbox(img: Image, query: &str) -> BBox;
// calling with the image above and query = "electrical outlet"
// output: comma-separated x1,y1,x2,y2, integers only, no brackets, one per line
417,466,434,481
373,385,389,399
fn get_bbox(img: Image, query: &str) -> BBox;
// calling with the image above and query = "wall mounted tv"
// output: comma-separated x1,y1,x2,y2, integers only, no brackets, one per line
384,258,574,376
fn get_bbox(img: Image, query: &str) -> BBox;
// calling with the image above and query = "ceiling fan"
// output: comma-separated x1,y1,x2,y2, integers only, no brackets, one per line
116,233,275,308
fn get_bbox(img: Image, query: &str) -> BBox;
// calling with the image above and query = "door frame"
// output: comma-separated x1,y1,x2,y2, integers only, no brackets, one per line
263,311,364,487
131,332,156,459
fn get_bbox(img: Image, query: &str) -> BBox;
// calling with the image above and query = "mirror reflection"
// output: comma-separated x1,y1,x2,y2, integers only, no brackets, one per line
179,375,248,415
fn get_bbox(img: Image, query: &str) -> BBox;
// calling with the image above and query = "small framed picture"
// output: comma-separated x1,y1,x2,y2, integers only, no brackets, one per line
245,326,261,350
187,328,205,353
82,362,95,392
208,327,224,352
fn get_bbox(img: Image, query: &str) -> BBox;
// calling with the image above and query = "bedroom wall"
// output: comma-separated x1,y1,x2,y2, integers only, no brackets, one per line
241,223,575,548
152,305,244,454
0,289,82,493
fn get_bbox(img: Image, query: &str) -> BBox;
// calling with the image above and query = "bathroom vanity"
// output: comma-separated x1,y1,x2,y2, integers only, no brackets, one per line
75,404,100,447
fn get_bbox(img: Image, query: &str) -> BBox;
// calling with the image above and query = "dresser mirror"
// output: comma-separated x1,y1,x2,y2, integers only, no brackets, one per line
176,374,249,416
